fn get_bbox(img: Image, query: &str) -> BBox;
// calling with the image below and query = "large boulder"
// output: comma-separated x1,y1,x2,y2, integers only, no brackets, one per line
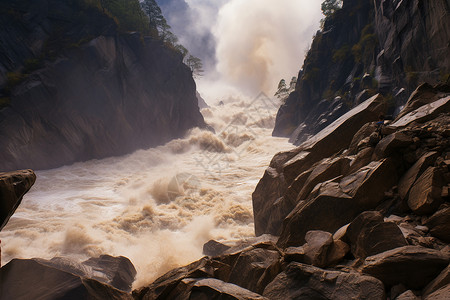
398,152,439,200
263,262,385,300
224,246,282,294
0,169,36,230
189,278,267,300
345,211,407,258
35,255,136,292
0,258,132,299
372,131,414,160
424,206,450,243
361,246,449,289
407,167,444,215
423,265,450,298
277,158,398,247
423,284,450,300
391,96,450,128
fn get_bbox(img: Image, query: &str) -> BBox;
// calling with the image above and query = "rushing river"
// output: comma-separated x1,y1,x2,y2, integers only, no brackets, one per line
0,93,292,287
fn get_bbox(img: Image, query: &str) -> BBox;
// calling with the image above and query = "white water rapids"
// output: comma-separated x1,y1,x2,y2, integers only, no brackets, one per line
0,93,292,288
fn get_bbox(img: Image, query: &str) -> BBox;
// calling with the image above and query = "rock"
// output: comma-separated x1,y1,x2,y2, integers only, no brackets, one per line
423,284,450,300
225,246,282,294
284,246,306,263
297,156,351,201
361,246,449,289
395,290,420,300
348,147,374,174
395,84,450,120
0,169,36,230
346,211,407,258
398,152,439,199
203,240,231,257
282,151,316,186
35,255,136,292
82,255,136,292
423,265,450,298
424,206,450,242
263,262,385,300
348,122,378,154
0,258,132,299
190,278,267,300
326,240,350,266
196,91,209,109
133,257,217,299
277,158,398,248
0,1,206,171
392,96,450,128
408,167,444,215
302,230,333,268
372,131,414,160
252,166,289,236
300,94,386,161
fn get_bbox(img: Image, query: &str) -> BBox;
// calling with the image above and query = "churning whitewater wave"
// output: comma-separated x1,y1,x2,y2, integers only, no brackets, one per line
0,93,292,288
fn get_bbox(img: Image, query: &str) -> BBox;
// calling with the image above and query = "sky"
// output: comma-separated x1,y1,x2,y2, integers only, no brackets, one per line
157,0,323,101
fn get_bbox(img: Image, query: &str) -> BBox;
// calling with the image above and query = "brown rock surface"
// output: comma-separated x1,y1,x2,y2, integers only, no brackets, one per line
408,167,444,215
346,211,407,258
361,246,449,289
278,159,398,248
0,259,132,300
398,151,439,199
263,262,385,300
0,169,36,230
424,206,450,243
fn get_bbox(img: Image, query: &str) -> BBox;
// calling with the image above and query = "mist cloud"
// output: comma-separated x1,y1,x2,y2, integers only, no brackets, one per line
213,0,323,95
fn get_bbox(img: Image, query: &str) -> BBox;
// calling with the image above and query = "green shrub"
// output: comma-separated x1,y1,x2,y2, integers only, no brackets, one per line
332,44,350,62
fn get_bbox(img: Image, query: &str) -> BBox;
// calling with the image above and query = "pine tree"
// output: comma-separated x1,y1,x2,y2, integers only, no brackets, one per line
274,79,289,99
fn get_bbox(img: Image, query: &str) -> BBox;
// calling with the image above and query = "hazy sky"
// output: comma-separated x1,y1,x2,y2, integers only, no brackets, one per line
157,0,323,99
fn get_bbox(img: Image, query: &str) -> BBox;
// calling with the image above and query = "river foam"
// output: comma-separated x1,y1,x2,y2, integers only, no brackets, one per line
0,93,292,288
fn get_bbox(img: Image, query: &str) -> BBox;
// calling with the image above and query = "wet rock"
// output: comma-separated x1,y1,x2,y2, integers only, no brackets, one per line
361,246,449,289
424,206,450,243
225,246,282,294
372,131,414,160
408,167,444,215
0,259,132,300
423,265,450,298
392,96,450,128
133,257,217,299
303,230,333,268
0,169,36,230
190,278,267,300
252,166,289,236
395,84,450,120
35,255,136,292
82,255,136,292
263,262,385,300
348,147,374,174
278,159,398,248
423,284,450,300
398,152,439,199
346,211,407,258
297,157,351,201
396,290,420,300
203,240,231,257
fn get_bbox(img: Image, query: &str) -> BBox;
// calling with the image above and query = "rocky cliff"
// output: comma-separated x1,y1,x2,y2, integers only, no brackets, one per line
0,0,205,171
273,0,450,145
128,85,450,300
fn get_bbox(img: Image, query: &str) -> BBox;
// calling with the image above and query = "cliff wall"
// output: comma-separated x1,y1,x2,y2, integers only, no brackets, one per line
0,0,205,171
273,0,450,145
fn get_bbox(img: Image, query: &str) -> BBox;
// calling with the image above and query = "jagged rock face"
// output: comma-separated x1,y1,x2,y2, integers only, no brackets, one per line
263,262,385,300
374,0,450,90
0,169,36,230
273,0,450,145
0,0,205,171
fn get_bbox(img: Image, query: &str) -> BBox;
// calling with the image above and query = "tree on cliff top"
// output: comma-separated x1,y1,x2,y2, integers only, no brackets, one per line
321,0,343,17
